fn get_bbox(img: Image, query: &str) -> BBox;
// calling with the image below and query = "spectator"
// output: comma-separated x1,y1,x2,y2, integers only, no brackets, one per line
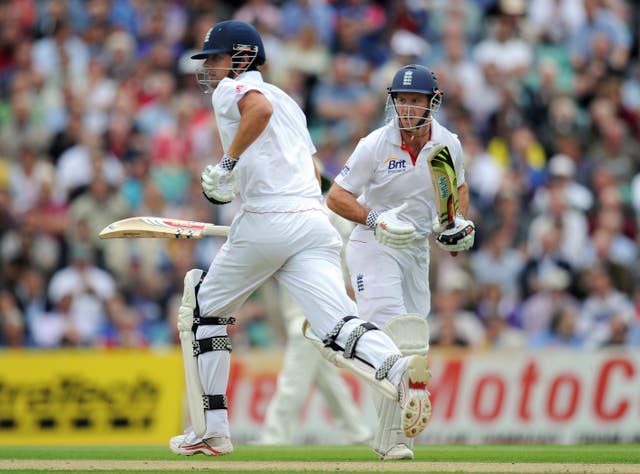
532,153,594,213
0,290,24,347
28,292,81,347
527,181,589,269
569,0,631,72
578,263,635,349
527,306,584,349
280,0,335,45
469,222,524,300
47,243,117,346
527,0,585,44
429,276,486,349
55,129,124,202
310,53,377,143
519,265,581,337
473,5,532,82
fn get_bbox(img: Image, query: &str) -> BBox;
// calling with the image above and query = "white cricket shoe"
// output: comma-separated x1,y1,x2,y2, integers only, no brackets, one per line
169,434,233,456
377,443,414,460
398,354,432,438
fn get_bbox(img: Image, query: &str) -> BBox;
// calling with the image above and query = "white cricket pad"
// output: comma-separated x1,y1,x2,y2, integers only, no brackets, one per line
178,269,207,437
374,314,430,458
301,320,398,400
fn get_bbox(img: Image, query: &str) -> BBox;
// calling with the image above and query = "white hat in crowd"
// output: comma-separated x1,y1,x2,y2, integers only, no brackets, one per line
548,154,576,178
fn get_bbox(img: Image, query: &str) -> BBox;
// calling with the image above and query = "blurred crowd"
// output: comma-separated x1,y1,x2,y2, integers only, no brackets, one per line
1,0,640,351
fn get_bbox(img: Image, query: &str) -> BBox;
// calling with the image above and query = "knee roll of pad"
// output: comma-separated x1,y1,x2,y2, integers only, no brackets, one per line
383,313,430,355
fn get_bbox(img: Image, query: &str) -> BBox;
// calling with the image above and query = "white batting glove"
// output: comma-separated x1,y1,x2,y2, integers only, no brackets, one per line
201,154,238,205
435,216,475,252
368,203,416,249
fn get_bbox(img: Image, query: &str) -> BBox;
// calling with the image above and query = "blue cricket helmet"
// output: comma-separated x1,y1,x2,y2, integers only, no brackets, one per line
191,20,266,65
388,64,440,96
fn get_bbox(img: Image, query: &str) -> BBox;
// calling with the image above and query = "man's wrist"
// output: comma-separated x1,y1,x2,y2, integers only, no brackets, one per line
366,209,379,230
220,153,238,171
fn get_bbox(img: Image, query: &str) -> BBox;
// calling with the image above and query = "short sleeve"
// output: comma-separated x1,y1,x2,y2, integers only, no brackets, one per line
214,79,260,118
334,137,375,195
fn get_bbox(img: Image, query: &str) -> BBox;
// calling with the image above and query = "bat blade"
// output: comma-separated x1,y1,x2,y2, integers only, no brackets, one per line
98,216,229,240
428,144,459,230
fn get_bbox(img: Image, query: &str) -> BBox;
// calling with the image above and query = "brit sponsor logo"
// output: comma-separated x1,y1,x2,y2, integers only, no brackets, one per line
340,165,351,177
356,273,365,292
384,157,406,173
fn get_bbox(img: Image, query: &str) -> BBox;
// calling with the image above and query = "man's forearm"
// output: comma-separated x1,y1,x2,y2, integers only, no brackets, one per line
326,184,369,226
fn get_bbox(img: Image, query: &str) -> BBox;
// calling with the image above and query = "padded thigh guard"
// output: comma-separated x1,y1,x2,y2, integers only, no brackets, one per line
178,269,234,437
374,314,430,457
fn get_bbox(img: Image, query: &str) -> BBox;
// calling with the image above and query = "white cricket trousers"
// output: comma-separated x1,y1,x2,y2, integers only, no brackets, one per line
345,230,431,327
194,209,402,439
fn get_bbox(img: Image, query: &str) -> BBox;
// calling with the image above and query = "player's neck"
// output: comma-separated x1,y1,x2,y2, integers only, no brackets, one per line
401,126,431,152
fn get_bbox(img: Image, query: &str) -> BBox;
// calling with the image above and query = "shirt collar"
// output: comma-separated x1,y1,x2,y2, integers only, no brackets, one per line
237,70,263,84
387,118,442,147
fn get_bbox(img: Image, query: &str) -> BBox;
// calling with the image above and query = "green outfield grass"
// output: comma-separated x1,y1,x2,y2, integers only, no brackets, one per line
2,444,640,462
0,444,639,474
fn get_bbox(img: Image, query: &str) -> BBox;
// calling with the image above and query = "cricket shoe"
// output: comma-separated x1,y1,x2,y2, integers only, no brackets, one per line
398,354,432,438
169,434,233,456
377,443,414,460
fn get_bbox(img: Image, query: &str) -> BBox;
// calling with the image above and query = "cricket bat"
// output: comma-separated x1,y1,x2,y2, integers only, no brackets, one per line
428,144,459,232
428,144,460,256
98,216,230,240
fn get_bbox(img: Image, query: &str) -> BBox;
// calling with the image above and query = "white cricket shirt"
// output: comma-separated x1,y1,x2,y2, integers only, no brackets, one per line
334,118,465,239
212,71,322,211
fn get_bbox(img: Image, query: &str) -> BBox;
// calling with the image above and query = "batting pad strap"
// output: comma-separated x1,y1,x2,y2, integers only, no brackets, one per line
194,316,236,326
344,322,378,359
193,336,232,356
375,354,402,381
203,394,227,410
323,315,358,348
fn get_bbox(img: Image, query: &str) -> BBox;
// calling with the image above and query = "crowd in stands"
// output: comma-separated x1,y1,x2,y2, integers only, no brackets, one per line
1,0,640,351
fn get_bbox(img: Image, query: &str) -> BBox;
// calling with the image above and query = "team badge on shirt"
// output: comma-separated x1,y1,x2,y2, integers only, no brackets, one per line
384,157,406,174
340,165,351,177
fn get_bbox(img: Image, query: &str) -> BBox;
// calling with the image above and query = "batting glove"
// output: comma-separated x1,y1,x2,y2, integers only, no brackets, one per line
201,154,238,205
435,216,475,252
368,202,416,249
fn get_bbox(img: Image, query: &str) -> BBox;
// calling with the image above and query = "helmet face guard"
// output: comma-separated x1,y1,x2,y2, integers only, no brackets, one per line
195,44,260,93
384,64,442,133
192,20,265,93
384,93,442,132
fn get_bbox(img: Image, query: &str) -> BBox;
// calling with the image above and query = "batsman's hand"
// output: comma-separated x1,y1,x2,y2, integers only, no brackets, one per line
373,203,416,249
435,216,475,253
201,157,238,205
